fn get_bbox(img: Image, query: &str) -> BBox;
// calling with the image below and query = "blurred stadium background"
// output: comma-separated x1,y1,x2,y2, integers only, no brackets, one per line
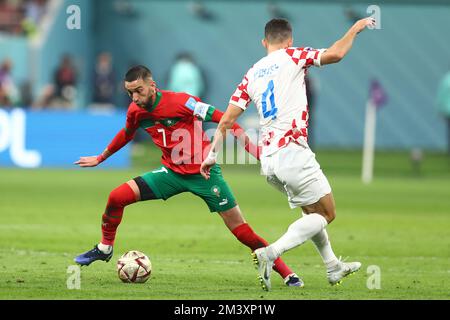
0,0,449,300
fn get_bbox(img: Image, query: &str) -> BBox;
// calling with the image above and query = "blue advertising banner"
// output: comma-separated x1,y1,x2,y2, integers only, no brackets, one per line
0,109,129,168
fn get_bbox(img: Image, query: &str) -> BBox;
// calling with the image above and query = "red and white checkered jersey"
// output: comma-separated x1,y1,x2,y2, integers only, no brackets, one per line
230,47,325,156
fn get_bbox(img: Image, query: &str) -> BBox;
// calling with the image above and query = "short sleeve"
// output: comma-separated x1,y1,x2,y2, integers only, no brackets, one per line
229,75,251,110
285,47,326,68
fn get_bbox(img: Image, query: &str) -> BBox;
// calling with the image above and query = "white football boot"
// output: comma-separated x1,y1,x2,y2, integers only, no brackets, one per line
252,247,275,291
327,258,362,286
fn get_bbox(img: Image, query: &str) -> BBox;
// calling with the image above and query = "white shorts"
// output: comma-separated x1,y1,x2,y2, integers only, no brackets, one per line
261,142,332,208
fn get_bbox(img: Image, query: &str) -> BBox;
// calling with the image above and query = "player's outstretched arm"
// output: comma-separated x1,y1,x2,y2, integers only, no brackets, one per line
200,104,244,179
74,128,136,167
321,17,376,66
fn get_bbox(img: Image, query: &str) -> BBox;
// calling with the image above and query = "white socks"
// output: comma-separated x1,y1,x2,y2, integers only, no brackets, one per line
310,229,339,271
267,213,328,260
98,243,113,254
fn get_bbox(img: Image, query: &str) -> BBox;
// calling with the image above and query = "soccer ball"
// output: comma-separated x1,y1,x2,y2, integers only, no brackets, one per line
117,250,152,283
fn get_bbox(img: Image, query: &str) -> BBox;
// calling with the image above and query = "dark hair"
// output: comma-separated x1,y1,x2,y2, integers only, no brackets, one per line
264,18,292,44
124,65,152,82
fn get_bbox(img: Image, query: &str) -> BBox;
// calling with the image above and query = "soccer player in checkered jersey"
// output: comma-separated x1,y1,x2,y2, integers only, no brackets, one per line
74,65,304,287
201,17,376,290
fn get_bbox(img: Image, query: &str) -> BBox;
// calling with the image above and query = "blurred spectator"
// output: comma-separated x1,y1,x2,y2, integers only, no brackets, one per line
0,58,19,107
32,84,56,109
91,52,116,110
0,0,24,35
53,54,78,108
267,1,289,20
436,69,450,154
167,52,206,100
188,1,216,22
22,0,47,37
24,0,46,24
32,54,78,109
113,0,137,17
0,0,48,36
344,6,363,24
0,87,10,106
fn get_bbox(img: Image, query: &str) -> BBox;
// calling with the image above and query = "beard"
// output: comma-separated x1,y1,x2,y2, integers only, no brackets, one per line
135,96,151,108
144,90,156,108
143,97,153,108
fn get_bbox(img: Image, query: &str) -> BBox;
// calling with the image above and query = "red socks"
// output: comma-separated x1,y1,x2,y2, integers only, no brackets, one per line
231,223,294,279
101,183,137,246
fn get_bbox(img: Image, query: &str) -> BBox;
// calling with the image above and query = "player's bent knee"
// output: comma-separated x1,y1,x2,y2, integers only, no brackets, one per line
319,193,336,224
108,188,126,208
326,210,336,224
321,205,336,224
108,183,139,208
312,210,335,224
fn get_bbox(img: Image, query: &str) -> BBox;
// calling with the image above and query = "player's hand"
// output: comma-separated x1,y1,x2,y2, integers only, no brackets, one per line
353,17,376,34
74,156,100,167
200,157,216,180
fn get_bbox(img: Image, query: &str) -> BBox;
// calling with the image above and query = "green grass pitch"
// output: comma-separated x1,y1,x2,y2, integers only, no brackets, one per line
0,148,449,299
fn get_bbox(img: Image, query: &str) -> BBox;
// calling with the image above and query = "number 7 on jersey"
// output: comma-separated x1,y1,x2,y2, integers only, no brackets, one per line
157,128,167,147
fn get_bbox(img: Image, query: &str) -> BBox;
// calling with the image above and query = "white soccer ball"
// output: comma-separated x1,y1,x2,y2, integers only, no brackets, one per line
117,250,152,283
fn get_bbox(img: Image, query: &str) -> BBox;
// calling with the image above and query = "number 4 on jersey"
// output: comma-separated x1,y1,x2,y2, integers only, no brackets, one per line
262,80,278,119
